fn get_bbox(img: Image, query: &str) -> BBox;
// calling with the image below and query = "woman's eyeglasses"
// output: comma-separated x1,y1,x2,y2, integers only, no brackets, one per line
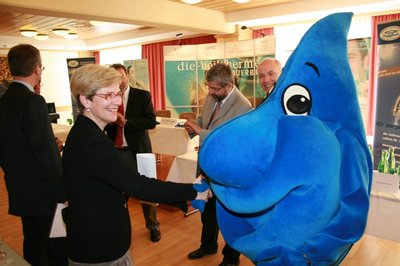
93,91,123,101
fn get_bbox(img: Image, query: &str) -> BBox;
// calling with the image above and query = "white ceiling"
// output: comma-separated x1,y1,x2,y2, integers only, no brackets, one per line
0,0,399,51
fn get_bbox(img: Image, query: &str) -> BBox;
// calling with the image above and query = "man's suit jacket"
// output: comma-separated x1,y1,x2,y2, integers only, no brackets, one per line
106,87,157,156
62,114,197,263
195,87,252,146
0,82,65,217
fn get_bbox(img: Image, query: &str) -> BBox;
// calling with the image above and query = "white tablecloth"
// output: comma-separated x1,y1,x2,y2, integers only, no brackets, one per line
51,118,199,157
365,190,400,242
166,151,198,183
149,118,199,156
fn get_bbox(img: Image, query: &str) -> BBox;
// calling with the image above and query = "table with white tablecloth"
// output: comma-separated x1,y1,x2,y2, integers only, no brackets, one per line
166,151,198,183
149,118,199,156
52,118,199,157
365,190,400,242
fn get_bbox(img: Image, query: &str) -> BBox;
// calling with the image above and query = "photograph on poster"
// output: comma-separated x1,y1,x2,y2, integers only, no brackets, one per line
372,20,400,168
0,56,12,99
123,59,150,91
347,38,371,129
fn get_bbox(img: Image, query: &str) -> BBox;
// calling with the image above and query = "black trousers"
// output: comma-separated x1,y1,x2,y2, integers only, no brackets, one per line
21,216,67,266
117,149,160,231
200,196,240,263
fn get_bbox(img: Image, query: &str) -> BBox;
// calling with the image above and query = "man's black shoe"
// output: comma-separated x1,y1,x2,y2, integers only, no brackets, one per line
188,248,217,260
150,229,161,242
218,262,240,266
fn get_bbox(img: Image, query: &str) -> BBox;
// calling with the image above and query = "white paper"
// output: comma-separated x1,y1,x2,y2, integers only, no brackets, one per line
136,153,157,179
50,203,67,238
136,153,158,205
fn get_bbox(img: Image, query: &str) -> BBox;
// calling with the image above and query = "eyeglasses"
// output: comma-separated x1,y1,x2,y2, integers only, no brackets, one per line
206,83,227,92
93,91,123,101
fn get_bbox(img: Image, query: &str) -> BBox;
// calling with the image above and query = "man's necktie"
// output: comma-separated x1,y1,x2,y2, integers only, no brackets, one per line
115,101,124,147
206,101,222,129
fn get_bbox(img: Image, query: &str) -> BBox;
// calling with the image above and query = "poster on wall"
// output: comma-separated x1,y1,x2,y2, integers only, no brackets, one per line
0,56,13,98
224,39,256,99
66,57,96,122
372,20,400,168
163,36,276,115
164,45,202,116
123,59,149,91
347,38,371,129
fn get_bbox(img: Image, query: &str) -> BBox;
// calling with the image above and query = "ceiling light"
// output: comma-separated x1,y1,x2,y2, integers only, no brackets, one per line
52,28,70,36
181,0,202,4
89,21,111,27
232,0,250,3
65,33,78,40
20,29,38,37
34,34,49,41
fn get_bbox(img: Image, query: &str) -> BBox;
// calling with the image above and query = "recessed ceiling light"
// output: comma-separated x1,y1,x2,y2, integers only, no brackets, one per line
181,0,202,4
34,34,49,41
20,29,38,37
65,33,78,40
53,28,70,36
89,21,111,27
232,0,250,3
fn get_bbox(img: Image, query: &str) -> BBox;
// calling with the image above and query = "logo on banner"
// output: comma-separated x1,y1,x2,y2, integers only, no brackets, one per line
380,26,400,41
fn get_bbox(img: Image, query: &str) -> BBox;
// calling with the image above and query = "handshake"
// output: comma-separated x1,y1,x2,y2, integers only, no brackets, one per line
192,175,213,212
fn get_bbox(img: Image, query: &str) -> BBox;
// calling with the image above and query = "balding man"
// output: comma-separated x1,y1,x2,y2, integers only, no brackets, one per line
257,58,282,102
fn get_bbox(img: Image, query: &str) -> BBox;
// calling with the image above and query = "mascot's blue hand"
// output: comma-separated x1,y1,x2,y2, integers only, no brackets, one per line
191,180,210,213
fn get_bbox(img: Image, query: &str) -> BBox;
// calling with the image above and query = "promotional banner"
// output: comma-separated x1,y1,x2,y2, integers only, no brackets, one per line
347,38,371,128
66,57,96,122
372,20,400,168
164,36,276,116
123,59,150,91
0,56,12,98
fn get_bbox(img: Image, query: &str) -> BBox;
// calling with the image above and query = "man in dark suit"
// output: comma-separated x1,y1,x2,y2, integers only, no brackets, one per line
0,44,66,265
184,63,252,266
105,63,161,242
257,58,282,102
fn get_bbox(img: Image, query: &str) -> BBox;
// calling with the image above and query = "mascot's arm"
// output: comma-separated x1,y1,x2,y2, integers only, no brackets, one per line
303,129,371,265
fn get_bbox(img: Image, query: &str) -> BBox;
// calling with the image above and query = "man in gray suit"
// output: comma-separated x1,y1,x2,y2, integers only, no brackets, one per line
184,63,252,266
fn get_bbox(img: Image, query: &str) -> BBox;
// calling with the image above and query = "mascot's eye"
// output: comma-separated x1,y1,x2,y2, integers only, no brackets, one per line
282,84,311,115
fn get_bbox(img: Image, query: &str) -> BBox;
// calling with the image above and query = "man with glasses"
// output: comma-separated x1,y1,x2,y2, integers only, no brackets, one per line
0,44,66,265
184,63,252,266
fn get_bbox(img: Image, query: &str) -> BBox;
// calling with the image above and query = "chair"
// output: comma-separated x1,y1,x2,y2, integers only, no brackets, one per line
179,112,197,120
155,110,171,118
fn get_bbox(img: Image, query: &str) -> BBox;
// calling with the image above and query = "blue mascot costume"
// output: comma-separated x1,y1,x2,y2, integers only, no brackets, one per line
198,12,372,265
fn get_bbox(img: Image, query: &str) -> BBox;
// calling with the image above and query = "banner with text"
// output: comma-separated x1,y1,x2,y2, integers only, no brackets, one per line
164,36,276,116
66,57,96,122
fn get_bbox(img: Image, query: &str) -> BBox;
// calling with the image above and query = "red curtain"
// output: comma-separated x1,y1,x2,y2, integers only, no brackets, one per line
367,13,400,136
142,35,216,110
253,27,274,39
92,51,100,64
